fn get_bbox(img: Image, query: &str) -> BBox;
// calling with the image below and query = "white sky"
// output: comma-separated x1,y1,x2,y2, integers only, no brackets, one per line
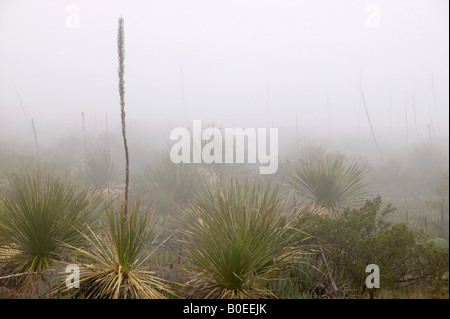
0,0,448,146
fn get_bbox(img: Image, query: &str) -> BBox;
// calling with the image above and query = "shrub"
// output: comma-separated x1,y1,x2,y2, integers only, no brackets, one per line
297,196,449,296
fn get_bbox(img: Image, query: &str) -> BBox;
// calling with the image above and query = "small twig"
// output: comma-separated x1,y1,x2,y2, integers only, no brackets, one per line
31,118,39,162
0,271,39,280
317,243,338,292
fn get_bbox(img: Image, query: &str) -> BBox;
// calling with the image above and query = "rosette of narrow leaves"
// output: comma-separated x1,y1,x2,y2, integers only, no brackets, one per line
60,199,175,299
289,153,369,218
180,178,303,299
133,153,203,215
75,148,124,197
0,172,103,287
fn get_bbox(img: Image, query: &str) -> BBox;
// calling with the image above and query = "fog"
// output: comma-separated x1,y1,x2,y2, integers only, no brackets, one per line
0,0,448,151
0,1,449,300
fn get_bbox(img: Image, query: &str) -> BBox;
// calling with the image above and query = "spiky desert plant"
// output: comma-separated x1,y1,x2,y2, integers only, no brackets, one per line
60,199,174,299
75,148,124,198
0,172,103,288
133,152,203,215
289,153,369,218
180,178,303,299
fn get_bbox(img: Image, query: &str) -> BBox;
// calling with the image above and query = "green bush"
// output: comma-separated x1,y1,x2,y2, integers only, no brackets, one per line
297,196,449,296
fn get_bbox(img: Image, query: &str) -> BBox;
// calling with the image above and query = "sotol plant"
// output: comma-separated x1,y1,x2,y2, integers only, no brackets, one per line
57,18,174,298
133,152,203,215
180,178,304,299
57,16,175,299
288,151,370,294
289,153,369,218
0,172,103,288
60,200,175,299
75,148,124,197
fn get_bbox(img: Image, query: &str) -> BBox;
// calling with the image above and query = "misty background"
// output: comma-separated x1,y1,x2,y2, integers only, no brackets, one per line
0,0,448,157
0,1,449,300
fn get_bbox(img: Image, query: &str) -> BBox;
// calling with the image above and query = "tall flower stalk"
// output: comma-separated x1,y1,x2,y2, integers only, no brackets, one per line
117,16,129,218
